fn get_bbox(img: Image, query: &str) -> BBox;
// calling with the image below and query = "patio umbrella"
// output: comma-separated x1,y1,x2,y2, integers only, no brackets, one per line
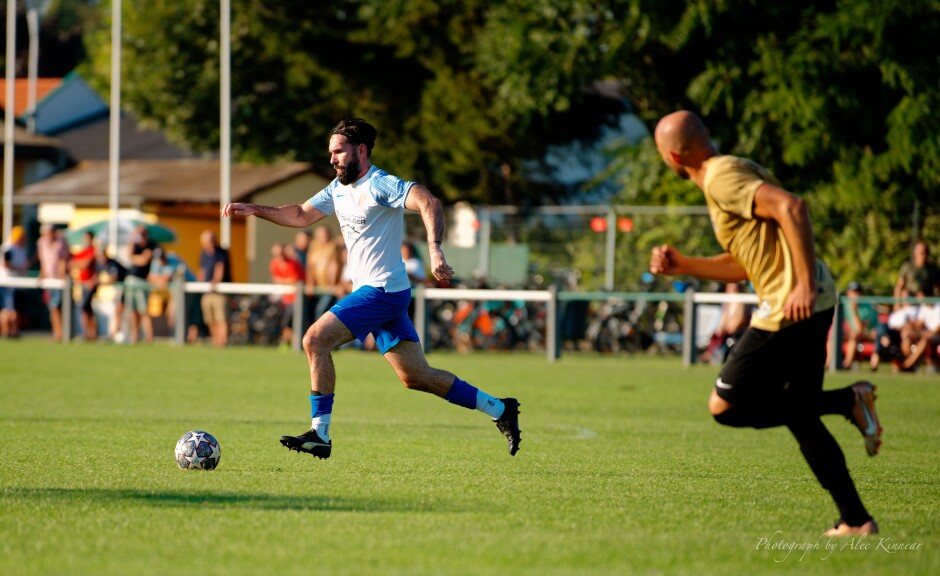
66,219,177,247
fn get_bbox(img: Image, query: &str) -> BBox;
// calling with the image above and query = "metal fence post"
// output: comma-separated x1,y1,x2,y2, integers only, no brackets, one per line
682,289,697,367
62,276,72,343
173,267,186,345
546,285,559,362
292,281,304,352
829,297,842,373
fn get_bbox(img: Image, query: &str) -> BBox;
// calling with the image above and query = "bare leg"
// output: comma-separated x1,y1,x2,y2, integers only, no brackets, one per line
843,335,858,369
383,339,458,398
301,312,356,395
50,306,62,341
128,312,140,344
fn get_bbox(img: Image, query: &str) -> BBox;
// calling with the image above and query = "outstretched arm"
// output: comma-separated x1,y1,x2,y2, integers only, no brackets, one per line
404,184,454,283
222,201,326,228
650,245,748,283
752,183,816,321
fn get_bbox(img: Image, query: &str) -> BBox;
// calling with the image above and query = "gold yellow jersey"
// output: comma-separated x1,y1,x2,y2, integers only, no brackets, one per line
702,155,837,331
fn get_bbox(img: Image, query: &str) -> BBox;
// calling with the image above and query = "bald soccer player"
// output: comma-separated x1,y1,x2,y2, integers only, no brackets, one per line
648,110,881,537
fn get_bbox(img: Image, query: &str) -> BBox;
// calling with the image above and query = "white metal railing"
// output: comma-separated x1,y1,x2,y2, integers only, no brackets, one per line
5,274,932,371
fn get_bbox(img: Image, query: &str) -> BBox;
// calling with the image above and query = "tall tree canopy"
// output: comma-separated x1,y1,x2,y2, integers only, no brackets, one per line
79,0,940,290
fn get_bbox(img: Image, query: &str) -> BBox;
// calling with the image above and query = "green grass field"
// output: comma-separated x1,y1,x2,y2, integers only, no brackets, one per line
1,340,937,575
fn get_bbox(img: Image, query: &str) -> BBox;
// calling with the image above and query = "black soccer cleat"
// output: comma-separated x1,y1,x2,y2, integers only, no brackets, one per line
494,398,522,456
280,429,332,459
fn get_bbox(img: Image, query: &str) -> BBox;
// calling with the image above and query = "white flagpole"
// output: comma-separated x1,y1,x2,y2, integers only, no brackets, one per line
3,0,16,241
220,0,231,249
108,0,122,256
25,1,38,134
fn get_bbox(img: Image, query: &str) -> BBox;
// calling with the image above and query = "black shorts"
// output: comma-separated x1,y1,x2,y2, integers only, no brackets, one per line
715,308,834,405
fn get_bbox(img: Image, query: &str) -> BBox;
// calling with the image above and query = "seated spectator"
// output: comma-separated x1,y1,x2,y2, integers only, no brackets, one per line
871,290,916,371
841,281,879,369
894,240,940,307
900,291,940,371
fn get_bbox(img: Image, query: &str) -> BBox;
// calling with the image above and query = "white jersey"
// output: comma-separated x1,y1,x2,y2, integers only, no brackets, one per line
307,166,413,292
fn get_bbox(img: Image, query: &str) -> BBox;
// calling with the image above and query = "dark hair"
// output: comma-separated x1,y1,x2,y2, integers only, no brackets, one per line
331,118,377,156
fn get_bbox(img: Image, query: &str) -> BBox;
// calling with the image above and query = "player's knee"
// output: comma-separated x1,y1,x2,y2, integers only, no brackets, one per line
399,372,431,392
709,391,731,417
302,327,327,356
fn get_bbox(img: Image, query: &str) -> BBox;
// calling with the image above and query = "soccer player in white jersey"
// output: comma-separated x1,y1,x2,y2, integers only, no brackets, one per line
222,118,521,459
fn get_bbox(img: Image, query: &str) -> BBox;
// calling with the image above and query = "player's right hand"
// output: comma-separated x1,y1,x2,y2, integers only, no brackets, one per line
221,203,257,217
650,244,682,275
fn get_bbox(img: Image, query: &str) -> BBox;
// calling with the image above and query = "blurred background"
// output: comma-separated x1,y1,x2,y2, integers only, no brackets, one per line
1,1,939,363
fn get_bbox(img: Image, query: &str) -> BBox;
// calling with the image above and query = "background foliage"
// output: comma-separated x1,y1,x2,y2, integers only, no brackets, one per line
7,0,938,291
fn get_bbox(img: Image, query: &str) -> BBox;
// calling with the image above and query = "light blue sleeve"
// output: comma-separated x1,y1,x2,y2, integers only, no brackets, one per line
308,180,338,215
370,168,414,208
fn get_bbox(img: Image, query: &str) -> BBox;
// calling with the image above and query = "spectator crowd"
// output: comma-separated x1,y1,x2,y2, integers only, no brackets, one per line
1,220,938,373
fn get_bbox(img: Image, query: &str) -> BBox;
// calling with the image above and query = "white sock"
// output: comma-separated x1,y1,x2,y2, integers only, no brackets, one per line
476,391,505,419
311,414,331,441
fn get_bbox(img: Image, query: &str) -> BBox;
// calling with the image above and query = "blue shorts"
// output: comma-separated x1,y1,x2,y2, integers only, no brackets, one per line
0,287,14,311
45,289,63,309
330,285,419,354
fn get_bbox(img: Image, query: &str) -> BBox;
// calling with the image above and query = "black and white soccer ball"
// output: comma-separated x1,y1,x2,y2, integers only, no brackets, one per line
175,430,221,470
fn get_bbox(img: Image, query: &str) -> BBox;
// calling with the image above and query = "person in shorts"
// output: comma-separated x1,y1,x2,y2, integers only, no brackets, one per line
222,118,521,460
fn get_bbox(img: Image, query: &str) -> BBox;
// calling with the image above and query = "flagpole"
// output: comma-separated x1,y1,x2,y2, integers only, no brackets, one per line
3,0,16,241
219,0,231,249
25,0,39,134
108,0,122,256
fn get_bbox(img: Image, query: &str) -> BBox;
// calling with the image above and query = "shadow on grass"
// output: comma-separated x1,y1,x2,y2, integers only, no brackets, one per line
1,487,453,513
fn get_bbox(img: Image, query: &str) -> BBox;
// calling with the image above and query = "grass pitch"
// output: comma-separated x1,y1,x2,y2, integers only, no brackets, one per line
1,339,938,575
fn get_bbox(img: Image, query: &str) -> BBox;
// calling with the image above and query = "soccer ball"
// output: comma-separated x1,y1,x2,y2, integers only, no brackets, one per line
175,430,221,470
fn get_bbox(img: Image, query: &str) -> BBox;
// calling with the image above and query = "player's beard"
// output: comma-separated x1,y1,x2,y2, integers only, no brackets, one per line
335,155,362,185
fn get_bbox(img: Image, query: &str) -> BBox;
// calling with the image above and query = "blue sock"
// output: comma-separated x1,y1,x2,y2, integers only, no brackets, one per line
310,394,334,440
445,378,478,410
445,378,505,418
310,393,334,417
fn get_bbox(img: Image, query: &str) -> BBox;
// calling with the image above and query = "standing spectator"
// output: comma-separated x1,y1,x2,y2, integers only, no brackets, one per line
199,231,232,347
270,242,304,347
164,251,203,343
894,241,940,307
93,240,126,340
700,282,751,364
305,226,343,324
0,225,30,338
125,226,156,344
37,224,70,341
401,240,428,324
293,229,312,270
70,231,99,340
841,281,879,370
401,241,428,286
147,249,178,333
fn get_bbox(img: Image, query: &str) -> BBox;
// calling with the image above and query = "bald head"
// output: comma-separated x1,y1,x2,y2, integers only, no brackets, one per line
655,111,712,151
654,110,717,181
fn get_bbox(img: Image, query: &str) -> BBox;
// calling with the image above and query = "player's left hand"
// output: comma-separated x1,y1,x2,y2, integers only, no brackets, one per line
428,246,454,282
783,282,816,322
